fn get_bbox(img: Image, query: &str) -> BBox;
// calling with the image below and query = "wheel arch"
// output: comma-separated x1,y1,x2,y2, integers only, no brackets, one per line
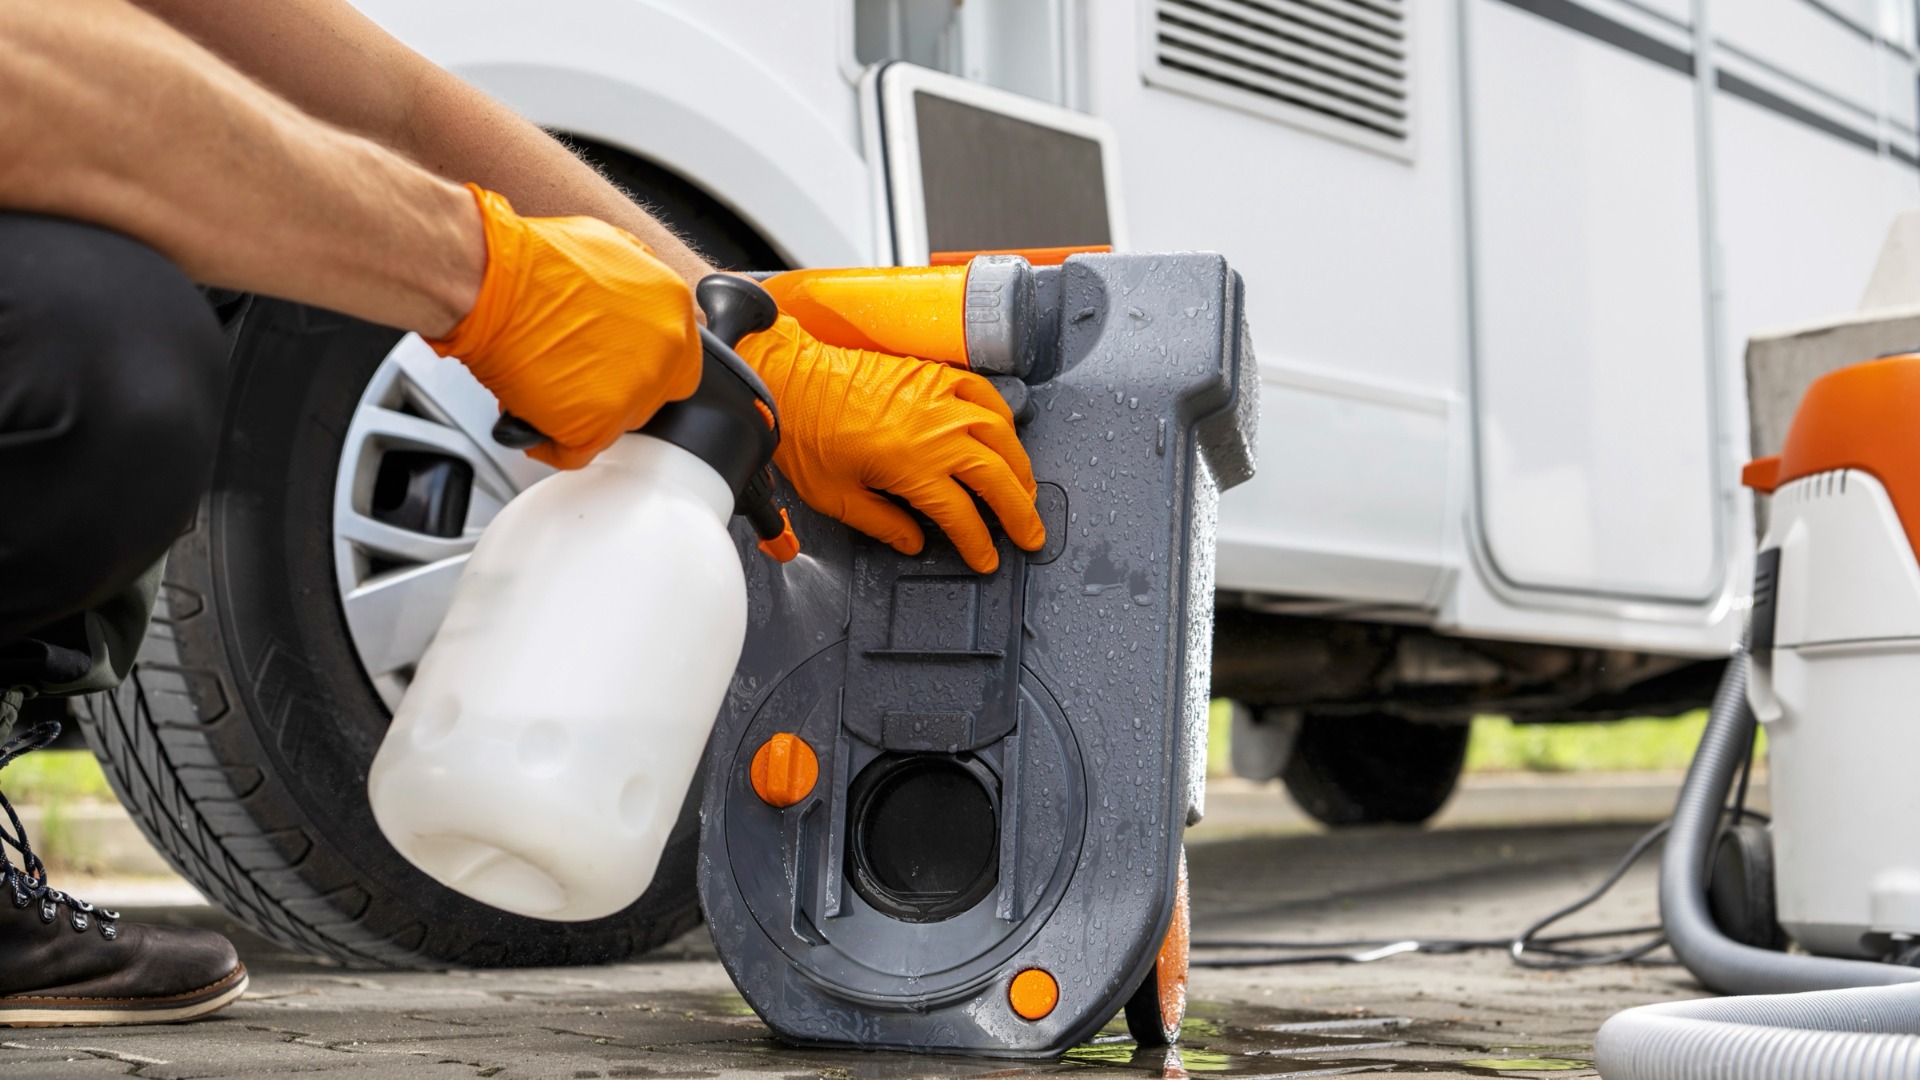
356,2,872,269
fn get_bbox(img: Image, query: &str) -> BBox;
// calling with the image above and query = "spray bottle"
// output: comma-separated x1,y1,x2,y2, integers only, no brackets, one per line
368,275,797,922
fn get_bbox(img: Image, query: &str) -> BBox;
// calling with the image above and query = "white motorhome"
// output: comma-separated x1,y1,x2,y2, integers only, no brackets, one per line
78,0,1920,968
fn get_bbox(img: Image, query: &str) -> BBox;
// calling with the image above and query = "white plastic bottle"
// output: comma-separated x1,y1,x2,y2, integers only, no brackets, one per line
368,434,745,921
368,276,788,922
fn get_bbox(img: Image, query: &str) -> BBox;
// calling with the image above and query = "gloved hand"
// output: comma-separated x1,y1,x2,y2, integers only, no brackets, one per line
428,185,702,470
736,314,1045,574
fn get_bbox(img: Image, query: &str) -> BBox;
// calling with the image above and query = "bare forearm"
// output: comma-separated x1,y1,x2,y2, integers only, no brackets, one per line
0,0,481,335
398,76,718,285
136,0,716,286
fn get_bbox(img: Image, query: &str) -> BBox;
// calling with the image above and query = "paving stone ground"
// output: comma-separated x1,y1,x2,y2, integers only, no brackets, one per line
4,795,1708,1079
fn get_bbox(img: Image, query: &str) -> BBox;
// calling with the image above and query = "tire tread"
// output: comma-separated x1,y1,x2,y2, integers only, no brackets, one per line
77,425,701,970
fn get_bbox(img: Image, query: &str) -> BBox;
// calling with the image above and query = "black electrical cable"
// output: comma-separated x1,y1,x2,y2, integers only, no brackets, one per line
1508,821,1670,969
1193,925,1673,954
1191,726,1771,972
1190,925,1668,968
1189,826,1674,970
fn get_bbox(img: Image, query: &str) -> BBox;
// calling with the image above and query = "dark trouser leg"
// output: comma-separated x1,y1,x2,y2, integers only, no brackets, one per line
0,213,225,644
0,219,246,1030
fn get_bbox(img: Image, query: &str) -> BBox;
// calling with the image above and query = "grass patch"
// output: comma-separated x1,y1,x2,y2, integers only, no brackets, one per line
1,750,119,875
1466,711,1764,773
1208,699,1234,777
1208,700,1763,776
3,749,116,806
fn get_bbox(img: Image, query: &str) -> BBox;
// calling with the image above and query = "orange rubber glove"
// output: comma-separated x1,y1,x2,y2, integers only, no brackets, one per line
736,314,1045,574
428,185,702,470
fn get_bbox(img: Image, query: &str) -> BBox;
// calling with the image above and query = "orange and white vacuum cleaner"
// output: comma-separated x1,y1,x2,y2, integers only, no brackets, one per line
1598,356,1920,1079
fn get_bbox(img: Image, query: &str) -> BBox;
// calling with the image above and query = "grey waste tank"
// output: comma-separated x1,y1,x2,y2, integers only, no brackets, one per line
699,252,1260,1057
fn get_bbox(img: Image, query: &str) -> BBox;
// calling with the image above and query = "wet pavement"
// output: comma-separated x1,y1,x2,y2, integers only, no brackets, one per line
2,819,1705,1078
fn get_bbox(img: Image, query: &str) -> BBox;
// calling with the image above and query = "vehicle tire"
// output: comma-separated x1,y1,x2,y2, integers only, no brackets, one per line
1280,713,1469,827
75,146,784,968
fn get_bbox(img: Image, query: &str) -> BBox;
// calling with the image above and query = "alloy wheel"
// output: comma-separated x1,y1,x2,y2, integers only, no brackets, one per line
330,336,551,710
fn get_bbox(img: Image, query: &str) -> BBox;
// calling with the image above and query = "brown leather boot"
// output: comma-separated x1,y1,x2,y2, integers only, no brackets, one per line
0,720,245,1026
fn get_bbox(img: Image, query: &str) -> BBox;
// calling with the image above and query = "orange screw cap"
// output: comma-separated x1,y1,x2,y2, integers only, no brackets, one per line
749,732,818,808
1008,968,1058,1021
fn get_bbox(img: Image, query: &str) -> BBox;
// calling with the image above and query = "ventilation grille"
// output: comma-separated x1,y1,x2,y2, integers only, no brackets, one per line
1145,0,1411,155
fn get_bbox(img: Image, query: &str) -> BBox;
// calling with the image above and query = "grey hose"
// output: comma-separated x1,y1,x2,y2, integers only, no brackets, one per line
1658,647,1920,994
1597,985,1920,1079
1595,647,1920,1078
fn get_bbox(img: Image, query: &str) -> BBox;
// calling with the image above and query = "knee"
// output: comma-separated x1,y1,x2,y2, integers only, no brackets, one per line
0,216,226,620
6,214,227,437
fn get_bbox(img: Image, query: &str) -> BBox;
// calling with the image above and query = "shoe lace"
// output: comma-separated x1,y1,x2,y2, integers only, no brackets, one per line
0,718,118,939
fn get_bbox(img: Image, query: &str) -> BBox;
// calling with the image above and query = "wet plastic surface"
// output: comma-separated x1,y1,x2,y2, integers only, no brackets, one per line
699,253,1260,1055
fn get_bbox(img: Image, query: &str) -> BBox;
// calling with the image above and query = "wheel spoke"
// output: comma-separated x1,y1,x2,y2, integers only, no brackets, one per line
341,557,467,686
351,403,488,463
336,508,475,566
385,335,553,493
332,336,554,710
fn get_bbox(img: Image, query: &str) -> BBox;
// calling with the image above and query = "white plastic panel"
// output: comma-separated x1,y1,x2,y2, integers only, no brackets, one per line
1884,50,1920,135
1763,471,1920,647
1087,0,1463,406
1883,0,1920,52
1465,0,1718,601
1613,0,1690,27
1712,0,1882,118
1753,470,1920,955
1090,0,1464,604
1215,368,1452,605
357,0,871,268
1714,91,1911,362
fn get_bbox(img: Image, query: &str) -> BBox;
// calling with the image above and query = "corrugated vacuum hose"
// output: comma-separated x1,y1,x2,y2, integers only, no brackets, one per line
1596,647,1920,1079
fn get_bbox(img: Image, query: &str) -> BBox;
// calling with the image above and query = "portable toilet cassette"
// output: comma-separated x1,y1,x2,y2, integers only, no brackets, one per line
1743,354,1920,962
699,252,1259,1056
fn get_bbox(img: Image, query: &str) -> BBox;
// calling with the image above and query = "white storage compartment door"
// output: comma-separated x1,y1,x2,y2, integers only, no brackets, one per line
1464,0,1719,601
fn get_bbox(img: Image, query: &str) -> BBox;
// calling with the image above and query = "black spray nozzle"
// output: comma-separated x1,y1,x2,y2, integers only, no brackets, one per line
739,467,799,561
491,412,545,450
489,275,778,450
488,274,798,560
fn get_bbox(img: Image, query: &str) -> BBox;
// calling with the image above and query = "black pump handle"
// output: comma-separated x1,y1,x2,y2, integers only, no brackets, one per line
489,274,779,449
698,274,780,352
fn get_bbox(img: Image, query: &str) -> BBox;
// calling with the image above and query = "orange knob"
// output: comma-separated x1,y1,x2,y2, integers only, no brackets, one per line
749,732,818,808
1008,968,1058,1021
